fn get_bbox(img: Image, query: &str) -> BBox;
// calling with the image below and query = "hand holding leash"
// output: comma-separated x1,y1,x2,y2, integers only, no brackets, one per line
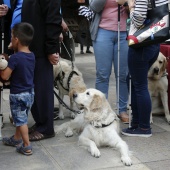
48,53,60,65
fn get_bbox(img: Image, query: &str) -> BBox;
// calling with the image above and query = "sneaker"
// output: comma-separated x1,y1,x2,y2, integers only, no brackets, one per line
80,51,84,54
86,50,93,54
121,127,152,137
2,135,23,146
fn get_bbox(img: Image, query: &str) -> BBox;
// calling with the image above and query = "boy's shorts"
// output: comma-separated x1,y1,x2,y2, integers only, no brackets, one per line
9,89,34,127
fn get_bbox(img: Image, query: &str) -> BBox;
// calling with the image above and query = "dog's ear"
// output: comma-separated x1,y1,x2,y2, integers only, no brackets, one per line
90,94,103,112
69,89,76,98
162,55,168,73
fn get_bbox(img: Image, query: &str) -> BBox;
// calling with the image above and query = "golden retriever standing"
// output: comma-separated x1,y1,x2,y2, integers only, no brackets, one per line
55,88,132,166
53,60,86,119
148,52,170,124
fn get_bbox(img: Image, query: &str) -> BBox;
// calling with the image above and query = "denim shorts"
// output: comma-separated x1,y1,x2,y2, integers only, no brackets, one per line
10,89,34,127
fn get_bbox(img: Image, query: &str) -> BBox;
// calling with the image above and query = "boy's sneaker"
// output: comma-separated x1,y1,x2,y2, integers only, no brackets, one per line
121,127,152,137
2,135,23,146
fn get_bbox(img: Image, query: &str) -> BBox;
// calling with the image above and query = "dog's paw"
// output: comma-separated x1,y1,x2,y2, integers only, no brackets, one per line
54,125,61,134
65,127,74,137
70,112,76,119
88,146,101,158
165,115,170,124
121,156,132,166
59,114,65,120
150,118,153,124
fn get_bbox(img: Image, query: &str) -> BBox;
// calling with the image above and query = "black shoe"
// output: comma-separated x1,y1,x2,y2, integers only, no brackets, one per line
86,50,93,54
54,107,59,120
80,51,84,54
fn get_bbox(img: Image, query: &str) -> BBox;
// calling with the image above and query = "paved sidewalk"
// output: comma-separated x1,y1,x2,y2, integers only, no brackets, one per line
0,46,170,170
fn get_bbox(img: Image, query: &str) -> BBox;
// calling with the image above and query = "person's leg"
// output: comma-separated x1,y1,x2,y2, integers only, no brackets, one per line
113,31,129,117
86,46,92,53
129,44,160,127
80,44,84,54
31,58,54,135
17,125,30,146
93,28,114,98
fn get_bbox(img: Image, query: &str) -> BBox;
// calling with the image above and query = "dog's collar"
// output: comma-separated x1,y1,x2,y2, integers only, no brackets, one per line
162,72,168,77
148,71,168,80
54,71,69,91
54,70,79,91
93,120,115,128
67,71,79,89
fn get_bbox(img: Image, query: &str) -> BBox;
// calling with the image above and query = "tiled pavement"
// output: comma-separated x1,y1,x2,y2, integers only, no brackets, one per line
0,46,170,170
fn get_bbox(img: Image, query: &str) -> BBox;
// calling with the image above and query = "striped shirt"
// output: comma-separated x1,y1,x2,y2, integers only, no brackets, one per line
131,0,168,28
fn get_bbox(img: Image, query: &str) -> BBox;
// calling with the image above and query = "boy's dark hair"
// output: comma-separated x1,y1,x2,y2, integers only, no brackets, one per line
12,22,34,46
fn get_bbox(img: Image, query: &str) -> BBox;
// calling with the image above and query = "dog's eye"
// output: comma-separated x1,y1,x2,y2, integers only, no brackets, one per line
159,61,163,64
86,92,90,95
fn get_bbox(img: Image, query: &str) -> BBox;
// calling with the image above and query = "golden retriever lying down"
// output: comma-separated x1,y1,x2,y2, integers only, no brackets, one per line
148,52,170,124
55,88,132,166
53,60,86,119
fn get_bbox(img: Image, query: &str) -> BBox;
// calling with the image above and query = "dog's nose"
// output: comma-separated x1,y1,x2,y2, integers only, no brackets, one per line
153,67,159,74
73,93,77,98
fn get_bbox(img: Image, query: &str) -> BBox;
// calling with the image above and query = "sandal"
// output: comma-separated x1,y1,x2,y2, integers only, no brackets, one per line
2,135,22,147
28,124,37,134
16,144,33,156
29,131,55,141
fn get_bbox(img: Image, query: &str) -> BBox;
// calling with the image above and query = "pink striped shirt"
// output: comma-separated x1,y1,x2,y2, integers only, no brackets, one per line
99,0,128,31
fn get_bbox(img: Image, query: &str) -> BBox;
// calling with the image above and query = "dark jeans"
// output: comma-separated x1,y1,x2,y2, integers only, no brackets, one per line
128,44,160,129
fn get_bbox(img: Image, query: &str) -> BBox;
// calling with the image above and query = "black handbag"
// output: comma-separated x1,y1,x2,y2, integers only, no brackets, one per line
127,0,169,48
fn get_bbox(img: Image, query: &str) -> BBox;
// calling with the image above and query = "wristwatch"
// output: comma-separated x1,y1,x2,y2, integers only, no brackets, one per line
123,1,128,7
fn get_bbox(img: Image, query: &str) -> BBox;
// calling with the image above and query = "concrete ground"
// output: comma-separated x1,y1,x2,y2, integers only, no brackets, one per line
0,45,170,170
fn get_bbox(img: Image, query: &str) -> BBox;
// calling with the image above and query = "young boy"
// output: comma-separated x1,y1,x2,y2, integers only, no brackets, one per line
1,22,35,156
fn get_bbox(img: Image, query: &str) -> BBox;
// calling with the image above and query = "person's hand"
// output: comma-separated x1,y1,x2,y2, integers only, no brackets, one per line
0,4,8,17
59,33,63,42
61,20,69,32
77,0,85,3
116,0,127,5
48,53,60,65
128,0,135,10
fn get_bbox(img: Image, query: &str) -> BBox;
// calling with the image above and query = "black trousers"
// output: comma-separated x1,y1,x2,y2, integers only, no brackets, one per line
31,57,54,135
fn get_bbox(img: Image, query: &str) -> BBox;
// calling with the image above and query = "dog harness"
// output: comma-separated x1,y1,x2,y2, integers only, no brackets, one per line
54,70,79,91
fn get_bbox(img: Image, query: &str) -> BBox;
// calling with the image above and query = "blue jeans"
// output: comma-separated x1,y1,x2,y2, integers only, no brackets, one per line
128,44,160,129
93,28,129,113
10,89,34,127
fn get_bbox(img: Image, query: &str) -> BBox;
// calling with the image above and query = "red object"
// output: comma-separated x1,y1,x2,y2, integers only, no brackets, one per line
160,44,170,110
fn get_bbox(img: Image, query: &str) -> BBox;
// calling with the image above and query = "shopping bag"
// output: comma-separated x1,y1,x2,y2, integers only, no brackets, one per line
127,1,169,48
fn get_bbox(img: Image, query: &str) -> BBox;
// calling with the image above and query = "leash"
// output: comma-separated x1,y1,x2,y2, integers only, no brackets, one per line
61,39,75,70
53,88,81,114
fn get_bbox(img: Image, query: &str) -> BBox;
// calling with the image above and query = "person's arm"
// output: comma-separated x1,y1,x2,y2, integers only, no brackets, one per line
89,0,106,13
39,0,62,55
0,67,12,80
128,0,148,28
61,19,69,32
